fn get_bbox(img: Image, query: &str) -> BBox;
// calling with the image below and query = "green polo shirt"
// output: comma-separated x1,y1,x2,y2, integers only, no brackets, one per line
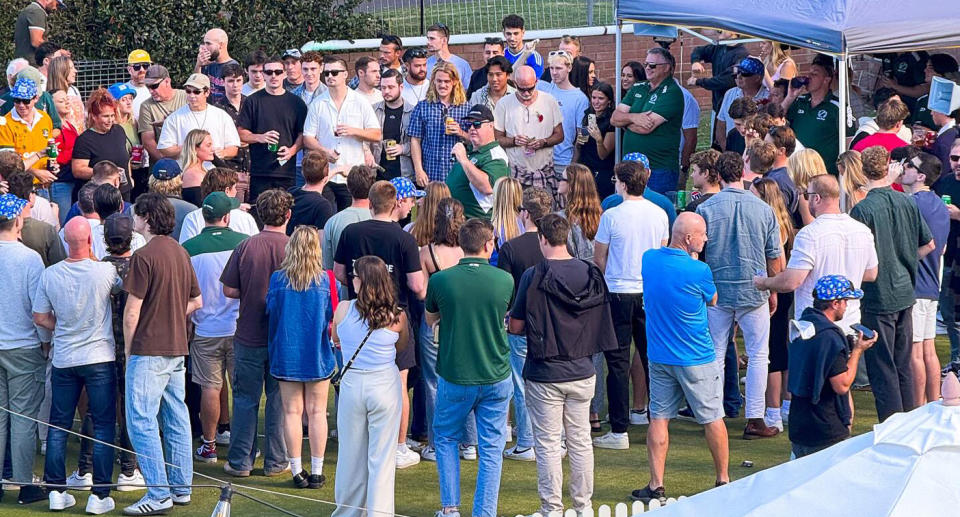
424,257,514,385
620,78,684,172
787,93,854,175
445,141,509,220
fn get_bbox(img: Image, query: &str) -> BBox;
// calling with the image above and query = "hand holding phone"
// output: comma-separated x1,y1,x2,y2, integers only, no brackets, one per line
850,323,878,351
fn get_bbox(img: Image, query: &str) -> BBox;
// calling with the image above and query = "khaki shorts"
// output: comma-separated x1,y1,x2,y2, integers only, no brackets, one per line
191,335,235,389
911,298,938,342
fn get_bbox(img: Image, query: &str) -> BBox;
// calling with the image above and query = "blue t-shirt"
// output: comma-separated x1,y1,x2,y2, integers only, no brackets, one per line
426,54,473,90
601,190,677,229
537,81,589,167
642,246,717,366
504,47,544,79
913,190,950,300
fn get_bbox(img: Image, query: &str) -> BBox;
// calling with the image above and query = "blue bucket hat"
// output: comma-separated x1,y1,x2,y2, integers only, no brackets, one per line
813,275,864,301
390,177,425,200
623,152,650,170
108,82,136,101
737,57,765,76
0,193,28,220
10,77,38,100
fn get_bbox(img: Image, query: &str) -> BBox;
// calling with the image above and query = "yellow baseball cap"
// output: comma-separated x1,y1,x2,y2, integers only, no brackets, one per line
127,49,152,65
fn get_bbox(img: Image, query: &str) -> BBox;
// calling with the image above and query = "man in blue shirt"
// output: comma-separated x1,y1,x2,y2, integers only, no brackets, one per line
425,23,472,90
633,212,727,505
501,14,543,79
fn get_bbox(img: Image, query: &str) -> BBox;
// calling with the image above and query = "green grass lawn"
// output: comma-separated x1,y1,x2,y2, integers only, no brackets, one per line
6,339,951,516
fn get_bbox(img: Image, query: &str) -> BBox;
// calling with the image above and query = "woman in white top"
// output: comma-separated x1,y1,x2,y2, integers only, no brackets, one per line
331,255,408,517
760,41,797,90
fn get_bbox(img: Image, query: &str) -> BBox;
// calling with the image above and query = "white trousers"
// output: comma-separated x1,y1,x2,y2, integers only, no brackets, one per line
707,305,770,419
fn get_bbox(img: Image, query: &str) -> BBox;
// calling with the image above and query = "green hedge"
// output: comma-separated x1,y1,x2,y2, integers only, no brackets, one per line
3,0,383,80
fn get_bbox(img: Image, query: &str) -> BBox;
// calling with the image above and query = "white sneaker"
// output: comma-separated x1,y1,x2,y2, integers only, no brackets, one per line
420,445,437,462
66,470,93,491
116,469,146,492
215,429,231,446
396,444,421,469
48,490,76,511
122,496,173,515
592,431,629,450
629,408,650,425
405,437,425,452
458,444,477,460
172,493,191,505
85,494,115,515
503,444,535,461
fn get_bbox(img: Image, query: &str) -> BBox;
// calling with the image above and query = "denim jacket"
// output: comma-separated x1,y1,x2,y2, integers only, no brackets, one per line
695,187,782,309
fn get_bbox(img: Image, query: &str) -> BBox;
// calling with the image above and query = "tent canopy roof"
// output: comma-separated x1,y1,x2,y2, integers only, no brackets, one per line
616,0,960,55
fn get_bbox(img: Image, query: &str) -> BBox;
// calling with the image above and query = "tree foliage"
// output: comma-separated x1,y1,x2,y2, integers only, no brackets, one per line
3,0,383,80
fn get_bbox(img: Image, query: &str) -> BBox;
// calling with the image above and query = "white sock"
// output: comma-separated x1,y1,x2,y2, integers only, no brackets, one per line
311,456,323,475
764,408,782,426
782,400,791,415
289,457,302,475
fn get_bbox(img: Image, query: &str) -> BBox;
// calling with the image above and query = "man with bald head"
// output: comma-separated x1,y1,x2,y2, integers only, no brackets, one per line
634,211,727,505
34,215,122,513
194,28,238,103
494,65,564,195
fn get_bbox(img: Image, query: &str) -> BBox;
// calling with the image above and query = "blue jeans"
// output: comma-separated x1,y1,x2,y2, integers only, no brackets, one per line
507,334,533,448
646,168,680,195
50,181,74,227
434,377,511,516
45,362,116,498
940,266,960,361
125,355,192,501
229,344,287,472
294,165,305,188
419,319,477,447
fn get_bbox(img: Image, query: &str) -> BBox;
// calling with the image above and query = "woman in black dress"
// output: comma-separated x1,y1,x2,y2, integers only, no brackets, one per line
573,81,617,200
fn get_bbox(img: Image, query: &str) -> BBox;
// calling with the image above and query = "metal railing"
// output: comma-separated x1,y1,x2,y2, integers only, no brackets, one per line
74,59,129,98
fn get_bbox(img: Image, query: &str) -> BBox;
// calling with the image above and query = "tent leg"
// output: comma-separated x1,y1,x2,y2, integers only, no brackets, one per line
615,19,622,162
838,54,848,166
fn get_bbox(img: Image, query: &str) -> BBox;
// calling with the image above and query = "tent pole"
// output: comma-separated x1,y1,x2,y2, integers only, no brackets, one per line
615,18,623,162
838,53,848,169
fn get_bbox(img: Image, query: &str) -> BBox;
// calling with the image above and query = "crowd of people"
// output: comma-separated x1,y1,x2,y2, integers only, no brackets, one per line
2,1,959,515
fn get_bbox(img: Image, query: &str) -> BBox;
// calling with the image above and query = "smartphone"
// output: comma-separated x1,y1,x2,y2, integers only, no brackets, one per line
850,323,876,340
790,76,810,89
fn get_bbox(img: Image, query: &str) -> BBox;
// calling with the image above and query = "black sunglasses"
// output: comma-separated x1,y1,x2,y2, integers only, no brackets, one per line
130,63,151,71
407,49,427,59
184,87,207,95
12,98,31,105
516,85,536,93
802,191,819,200
951,155,960,162
147,82,163,90
323,70,346,77
468,120,489,129
735,72,757,78
644,62,665,69
263,69,284,76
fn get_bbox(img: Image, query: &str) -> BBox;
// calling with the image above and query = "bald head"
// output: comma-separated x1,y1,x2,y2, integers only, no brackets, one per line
515,65,537,87
206,28,228,45
63,217,92,258
671,212,708,254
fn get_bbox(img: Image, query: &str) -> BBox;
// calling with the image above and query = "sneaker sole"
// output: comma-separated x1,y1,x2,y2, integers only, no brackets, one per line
503,454,536,462
396,460,420,469
194,455,218,464
116,484,146,492
593,442,629,450
122,507,171,516
223,466,251,478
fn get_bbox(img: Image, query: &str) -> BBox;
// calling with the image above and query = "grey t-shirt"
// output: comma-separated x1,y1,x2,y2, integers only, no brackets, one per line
33,259,119,368
0,241,45,349
321,206,372,270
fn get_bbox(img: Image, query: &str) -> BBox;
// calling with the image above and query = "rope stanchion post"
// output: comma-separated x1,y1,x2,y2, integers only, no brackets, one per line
211,485,232,517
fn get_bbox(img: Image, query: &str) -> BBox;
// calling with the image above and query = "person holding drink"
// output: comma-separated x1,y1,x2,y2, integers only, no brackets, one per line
573,81,616,199
372,69,415,181
407,62,471,186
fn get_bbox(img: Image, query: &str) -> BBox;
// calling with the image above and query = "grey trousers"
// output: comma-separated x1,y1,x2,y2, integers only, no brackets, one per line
0,346,46,482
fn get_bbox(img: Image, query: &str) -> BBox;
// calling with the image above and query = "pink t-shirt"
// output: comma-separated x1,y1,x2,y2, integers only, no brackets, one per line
851,132,910,153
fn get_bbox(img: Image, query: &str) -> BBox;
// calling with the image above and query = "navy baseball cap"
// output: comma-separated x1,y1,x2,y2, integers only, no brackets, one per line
151,158,182,181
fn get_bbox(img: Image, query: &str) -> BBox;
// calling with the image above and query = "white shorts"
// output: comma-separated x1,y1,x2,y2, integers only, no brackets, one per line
911,299,939,342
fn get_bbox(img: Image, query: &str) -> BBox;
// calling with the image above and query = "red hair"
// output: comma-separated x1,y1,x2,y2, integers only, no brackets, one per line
86,87,117,117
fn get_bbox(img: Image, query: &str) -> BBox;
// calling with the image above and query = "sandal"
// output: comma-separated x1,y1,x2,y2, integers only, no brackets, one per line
590,418,602,433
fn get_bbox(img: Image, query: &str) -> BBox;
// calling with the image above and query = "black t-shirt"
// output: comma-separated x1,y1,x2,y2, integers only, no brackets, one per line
334,219,422,307
287,187,335,236
379,105,404,180
201,59,240,104
212,95,249,173
510,259,596,383
236,90,307,179
577,110,615,199
73,125,132,195
788,351,850,447
684,191,715,213
934,174,960,264
498,231,545,292
725,128,745,155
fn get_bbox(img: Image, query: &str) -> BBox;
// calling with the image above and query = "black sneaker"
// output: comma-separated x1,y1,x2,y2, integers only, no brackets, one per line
630,485,666,504
17,485,45,504
308,474,325,489
677,406,696,422
715,480,729,487
292,471,309,489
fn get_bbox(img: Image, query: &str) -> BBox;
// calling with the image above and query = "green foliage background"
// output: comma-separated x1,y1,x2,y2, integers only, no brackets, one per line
2,0,384,80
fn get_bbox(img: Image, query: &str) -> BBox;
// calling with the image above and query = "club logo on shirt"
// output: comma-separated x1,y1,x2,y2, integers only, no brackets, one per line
816,109,828,121
649,94,658,103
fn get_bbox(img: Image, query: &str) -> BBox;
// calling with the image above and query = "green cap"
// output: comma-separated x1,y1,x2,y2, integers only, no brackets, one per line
202,192,240,220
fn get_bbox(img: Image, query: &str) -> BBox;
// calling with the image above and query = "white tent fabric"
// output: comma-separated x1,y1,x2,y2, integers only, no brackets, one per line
649,402,960,517
615,0,960,55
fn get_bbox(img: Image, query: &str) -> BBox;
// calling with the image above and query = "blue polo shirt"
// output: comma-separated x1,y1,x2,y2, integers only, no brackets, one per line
641,246,717,366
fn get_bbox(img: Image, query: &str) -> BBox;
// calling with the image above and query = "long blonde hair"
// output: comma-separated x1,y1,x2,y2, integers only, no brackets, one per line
426,62,467,105
788,148,828,190
837,150,867,212
752,178,795,251
47,56,74,92
491,177,523,243
279,226,325,292
179,129,211,171
410,182,451,246
763,41,792,74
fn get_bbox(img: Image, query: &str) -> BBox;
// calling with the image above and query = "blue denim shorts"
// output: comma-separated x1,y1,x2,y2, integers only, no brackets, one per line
649,361,723,425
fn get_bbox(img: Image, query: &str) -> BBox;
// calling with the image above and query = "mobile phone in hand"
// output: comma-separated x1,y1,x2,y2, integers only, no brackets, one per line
850,323,876,340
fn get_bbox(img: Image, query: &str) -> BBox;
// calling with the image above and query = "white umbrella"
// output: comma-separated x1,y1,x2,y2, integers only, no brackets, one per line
650,399,960,517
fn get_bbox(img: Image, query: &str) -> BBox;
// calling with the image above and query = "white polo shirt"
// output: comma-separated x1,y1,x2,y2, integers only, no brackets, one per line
303,88,379,184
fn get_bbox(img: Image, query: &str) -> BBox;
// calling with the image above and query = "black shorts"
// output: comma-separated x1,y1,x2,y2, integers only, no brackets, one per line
395,308,418,371
769,291,794,373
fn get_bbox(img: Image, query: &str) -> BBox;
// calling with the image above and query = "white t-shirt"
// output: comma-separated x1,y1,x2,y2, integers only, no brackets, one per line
32,259,119,369
679,85,701,161
157,104,241,168
178,208,260,244
357,88,384,106
595,198,669,293
303,88,379,184
494,91,563,170
59,218,145,260
31,195,60,229
401,79,429,107
126,82,151,122
241,83,263,96
787,213,879,330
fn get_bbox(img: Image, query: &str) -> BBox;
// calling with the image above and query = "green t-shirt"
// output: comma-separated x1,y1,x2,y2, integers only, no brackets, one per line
787,93,855,175
445,141,509,220
620,78,684,172
910,94,938,131
850,187,933,314
14,3,46,64
424,257,514,385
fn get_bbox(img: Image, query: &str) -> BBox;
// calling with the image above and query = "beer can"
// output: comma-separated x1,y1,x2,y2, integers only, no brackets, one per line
676,189,688,210
943,194,952,206
130,145,145,167
267,142,279,153
445,116,456,135
385,139,397,161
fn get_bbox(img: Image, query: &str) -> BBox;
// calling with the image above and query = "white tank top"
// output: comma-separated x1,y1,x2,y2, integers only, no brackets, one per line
337,301,399,370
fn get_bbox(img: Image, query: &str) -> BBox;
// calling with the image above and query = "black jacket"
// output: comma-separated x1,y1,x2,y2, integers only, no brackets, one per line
691,43,749,113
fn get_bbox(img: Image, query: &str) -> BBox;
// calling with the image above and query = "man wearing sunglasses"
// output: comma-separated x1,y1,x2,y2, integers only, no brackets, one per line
0,77,57,186
137,64,187,164
716,57,769,152
447,105,509,219
687,30,749,146
124,50,153,119
157,74,239,165
401,48,429,106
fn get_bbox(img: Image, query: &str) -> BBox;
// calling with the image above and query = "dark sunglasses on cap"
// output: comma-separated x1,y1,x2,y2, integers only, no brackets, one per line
406,49,427,59
323,70,346,77
129,63,151,71
262,69,284,76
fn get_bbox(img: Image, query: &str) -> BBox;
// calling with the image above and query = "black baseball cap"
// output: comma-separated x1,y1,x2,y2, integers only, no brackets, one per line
464,104,494,123
103,213,133,246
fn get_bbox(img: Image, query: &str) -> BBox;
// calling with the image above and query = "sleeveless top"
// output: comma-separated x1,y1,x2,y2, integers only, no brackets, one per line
336,300,399,371
771,58,796,82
